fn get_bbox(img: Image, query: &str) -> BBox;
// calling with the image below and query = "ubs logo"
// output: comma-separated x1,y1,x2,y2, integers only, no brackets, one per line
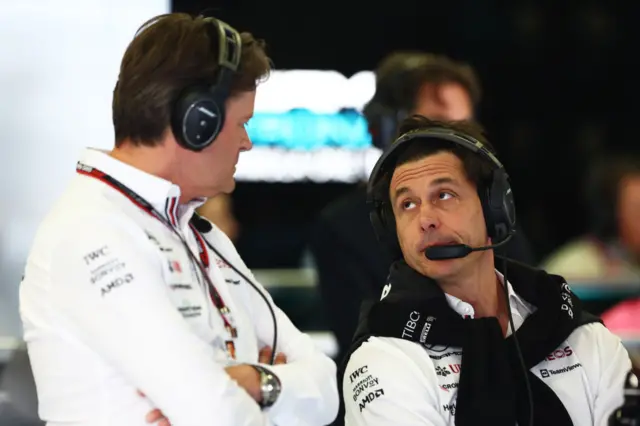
435,366,450,377
435,364,461,377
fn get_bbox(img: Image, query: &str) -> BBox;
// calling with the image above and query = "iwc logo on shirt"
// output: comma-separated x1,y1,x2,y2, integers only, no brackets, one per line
348,365,386,412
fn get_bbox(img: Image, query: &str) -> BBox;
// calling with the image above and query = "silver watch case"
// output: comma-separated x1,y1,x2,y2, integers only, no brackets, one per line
255,366,281,408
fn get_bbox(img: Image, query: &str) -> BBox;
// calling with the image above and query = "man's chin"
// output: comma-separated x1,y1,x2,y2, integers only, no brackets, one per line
420,258,463,281
223,177,236,193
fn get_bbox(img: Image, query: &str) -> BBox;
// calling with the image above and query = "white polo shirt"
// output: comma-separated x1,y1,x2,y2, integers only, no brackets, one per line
343,274,631,426
20,148,338,426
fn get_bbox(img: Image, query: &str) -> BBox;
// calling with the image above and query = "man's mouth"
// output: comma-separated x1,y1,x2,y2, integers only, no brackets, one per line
421,240,459,251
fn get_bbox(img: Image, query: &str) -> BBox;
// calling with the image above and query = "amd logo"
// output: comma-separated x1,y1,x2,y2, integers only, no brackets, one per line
358,389,384,412
546,346,573,361
100,273,134,297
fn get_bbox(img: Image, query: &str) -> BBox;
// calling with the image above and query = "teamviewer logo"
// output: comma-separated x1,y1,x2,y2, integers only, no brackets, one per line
540,369,549,378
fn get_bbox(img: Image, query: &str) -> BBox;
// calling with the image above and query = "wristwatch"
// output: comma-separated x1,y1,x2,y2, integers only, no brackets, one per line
252,365,282,408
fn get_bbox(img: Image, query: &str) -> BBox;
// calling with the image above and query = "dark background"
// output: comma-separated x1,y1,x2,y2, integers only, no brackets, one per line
173,0,639,268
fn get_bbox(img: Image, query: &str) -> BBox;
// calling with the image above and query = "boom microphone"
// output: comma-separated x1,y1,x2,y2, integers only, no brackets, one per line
191,214,213,233
424,232,514,260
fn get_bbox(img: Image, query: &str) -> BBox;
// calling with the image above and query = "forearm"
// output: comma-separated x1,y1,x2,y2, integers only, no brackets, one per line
48,224,271,426
259,352,338,426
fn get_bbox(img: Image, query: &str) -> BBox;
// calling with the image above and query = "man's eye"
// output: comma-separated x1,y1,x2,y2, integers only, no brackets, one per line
439,192,454,201
401,200,416,210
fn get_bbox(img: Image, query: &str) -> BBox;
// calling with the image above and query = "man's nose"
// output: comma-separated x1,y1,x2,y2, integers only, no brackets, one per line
240,128,253,152
418,203,439,232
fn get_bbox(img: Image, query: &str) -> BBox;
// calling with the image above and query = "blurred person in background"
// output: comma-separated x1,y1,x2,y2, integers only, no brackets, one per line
308,51,537,367
545,153,640,343
19,13,337,426
0,344,43,426
197,193,240,243
601,294,640,362
343,116,630,426
542,153,640,282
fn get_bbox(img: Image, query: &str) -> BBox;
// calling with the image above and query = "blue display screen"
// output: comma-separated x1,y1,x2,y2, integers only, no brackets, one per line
246,109,372,150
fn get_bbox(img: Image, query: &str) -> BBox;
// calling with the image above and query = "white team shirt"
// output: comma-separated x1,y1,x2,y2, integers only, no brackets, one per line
20,148,338,426
343,272,631,426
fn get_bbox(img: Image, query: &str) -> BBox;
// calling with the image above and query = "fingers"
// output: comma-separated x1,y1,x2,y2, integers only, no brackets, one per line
146,409,171,425
274,352,287,365
139,391,171,425
259,346,287,365
258,346,273,364
146,409,164,423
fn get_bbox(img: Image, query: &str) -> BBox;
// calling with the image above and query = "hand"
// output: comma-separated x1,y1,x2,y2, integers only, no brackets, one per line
224,364,262,402
138,390,171,426
258,346,287,365
137,346,288,421
146,408,170,426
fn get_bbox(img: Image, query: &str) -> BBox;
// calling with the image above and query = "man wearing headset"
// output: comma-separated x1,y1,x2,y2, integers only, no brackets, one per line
342,115,630,426
308,50,536,367
19,13,338,426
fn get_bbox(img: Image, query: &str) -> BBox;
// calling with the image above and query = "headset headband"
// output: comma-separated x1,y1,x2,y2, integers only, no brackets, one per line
202,17,241,95
366,127,503,202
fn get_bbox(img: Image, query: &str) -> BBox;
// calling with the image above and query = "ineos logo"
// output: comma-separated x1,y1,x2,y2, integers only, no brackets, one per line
546,346,573,361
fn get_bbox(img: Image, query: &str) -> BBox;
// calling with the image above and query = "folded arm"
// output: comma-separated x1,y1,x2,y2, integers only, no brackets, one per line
243,266,340,425
48,217,271,426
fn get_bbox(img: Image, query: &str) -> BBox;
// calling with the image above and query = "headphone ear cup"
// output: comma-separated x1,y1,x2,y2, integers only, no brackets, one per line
369,207,388,245
171,88,225,151
479,183,497,240
364,100,400,152
369,204,402,259
483,170,516,242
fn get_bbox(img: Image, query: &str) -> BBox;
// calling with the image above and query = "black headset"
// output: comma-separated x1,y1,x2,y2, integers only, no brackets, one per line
366,127,516,258
363,55,430,151
170,17,242,151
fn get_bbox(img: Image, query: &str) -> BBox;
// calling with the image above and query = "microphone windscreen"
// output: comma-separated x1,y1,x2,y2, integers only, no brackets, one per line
424,244,472,260
191,214,213,233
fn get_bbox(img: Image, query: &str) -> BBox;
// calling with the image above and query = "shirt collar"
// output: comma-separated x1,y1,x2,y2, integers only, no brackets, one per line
444,269,534,319
78,148,206,229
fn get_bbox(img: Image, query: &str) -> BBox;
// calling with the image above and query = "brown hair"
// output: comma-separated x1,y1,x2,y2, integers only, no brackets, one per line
374,52,482,112
372,115,497,206
112,13,271,147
